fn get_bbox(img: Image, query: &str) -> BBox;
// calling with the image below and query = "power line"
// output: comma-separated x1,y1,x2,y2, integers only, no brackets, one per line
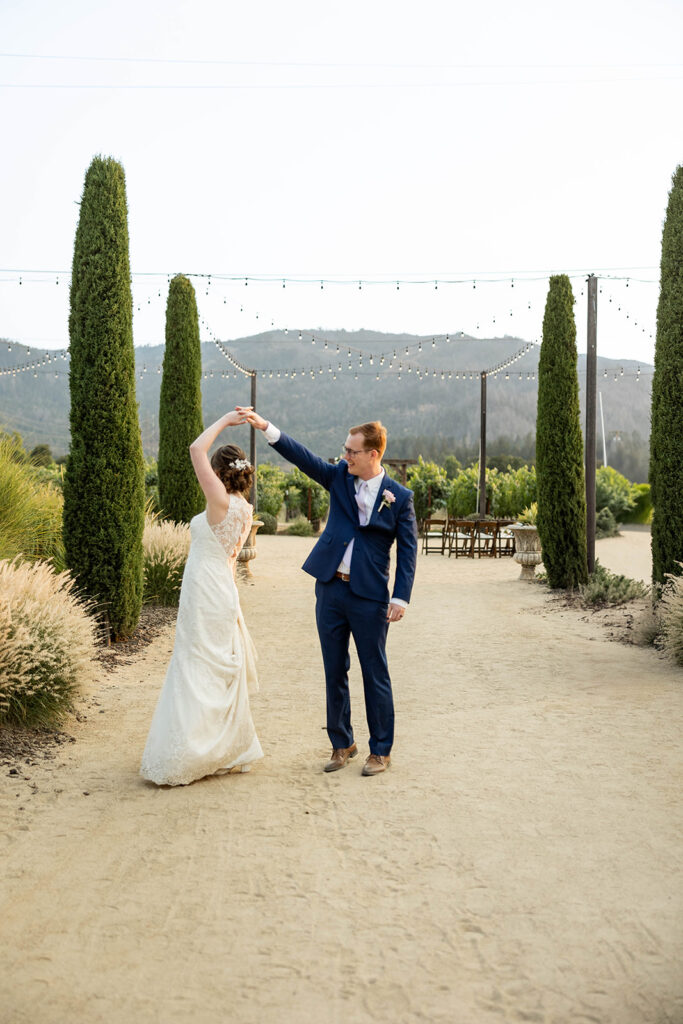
0,266,660,280
2,54,682,70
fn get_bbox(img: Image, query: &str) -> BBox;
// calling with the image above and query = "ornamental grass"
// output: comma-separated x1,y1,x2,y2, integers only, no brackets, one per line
659,566,683,666
142,512,191,606
578,561,648,607
0,438,65,569
0,559,99,728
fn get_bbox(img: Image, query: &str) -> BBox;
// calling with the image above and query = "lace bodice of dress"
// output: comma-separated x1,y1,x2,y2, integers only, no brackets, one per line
208,493,253,556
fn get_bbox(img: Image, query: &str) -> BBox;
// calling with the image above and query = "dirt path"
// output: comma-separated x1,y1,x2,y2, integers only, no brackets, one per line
1,535,681,1024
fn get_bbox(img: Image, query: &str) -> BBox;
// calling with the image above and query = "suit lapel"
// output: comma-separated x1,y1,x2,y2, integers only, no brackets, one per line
367,471,388,525
345,470,358,517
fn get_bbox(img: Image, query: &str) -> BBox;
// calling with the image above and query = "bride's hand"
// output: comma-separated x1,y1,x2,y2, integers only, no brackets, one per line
239,409,269,431
224,409,251,427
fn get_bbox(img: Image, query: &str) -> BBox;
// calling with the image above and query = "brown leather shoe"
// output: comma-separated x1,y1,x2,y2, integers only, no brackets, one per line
323,743,358,773
362,754,391,776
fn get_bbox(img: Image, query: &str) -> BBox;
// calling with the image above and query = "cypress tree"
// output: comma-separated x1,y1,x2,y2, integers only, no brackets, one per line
158,275,204,522
650,165,683,590
536,274,588,589
63,156,145,641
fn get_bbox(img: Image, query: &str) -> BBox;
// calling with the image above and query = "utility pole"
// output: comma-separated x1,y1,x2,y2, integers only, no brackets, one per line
585,274,597,573
478,371,487,518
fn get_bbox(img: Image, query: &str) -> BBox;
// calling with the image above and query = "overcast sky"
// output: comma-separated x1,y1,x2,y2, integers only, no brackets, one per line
1,0,681,365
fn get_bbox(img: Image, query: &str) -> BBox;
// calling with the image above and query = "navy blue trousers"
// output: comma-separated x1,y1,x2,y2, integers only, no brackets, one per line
314,577,394,756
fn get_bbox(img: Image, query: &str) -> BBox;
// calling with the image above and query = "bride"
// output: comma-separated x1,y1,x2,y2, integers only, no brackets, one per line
140,410,263,786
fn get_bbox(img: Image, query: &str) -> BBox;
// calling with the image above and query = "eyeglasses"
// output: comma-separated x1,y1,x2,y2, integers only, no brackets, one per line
341,445,366,457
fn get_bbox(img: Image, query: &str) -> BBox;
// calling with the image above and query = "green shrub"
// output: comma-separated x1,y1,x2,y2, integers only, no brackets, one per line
621,483,653,525
63,155,145,641
256,463,287,517
284,485,302,519
286,516,315,537
595,507,620,539
447,465,480,517
491,465,537,519
0,438,65,570
407,457,451,520
536,274,588,589
29,444,53,467
0,558,99,728
286,468,329,524
659,565,683,665
158,274,205,524
256,511,278,535
596,466,637,520
443,454,462,480
142,513,190,606
578,560,648,607
650,165,683,589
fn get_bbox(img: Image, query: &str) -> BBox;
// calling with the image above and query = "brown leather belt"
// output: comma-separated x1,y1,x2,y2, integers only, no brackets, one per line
335,571,351,582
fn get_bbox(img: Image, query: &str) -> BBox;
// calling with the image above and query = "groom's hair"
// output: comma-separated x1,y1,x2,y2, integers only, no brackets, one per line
348,421,387,458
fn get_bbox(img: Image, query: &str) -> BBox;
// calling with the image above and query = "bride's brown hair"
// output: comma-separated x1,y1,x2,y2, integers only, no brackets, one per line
210,444,254,498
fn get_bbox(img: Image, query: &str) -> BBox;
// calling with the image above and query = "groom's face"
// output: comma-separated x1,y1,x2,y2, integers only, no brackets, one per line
343,432,373,476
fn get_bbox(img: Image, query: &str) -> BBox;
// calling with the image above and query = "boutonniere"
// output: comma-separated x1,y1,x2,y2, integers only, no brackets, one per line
378,488,396,513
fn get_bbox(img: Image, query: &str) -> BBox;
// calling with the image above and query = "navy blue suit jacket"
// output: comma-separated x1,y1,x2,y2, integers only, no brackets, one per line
272,432,418,605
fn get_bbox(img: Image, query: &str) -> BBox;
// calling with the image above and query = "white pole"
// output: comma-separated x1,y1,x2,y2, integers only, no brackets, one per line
599,391,608,467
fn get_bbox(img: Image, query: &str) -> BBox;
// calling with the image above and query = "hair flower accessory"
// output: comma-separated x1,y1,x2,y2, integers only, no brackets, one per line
378,488,396,513
232,458,250,471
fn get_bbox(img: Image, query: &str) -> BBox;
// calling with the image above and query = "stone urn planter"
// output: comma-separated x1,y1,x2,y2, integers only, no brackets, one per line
509,524,542,581
237,520,263,578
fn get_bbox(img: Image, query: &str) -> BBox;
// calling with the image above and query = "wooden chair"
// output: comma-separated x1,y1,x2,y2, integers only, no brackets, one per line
421,517,447,555
446,519,477,558
497,526,515,557
476,520,499,557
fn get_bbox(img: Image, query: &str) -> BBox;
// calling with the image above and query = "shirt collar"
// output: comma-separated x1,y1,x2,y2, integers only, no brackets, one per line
355,469,384,492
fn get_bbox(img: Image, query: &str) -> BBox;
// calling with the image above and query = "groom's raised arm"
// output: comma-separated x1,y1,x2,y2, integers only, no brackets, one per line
241,409,336,491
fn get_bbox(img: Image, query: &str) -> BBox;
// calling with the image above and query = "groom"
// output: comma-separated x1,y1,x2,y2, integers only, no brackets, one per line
241,410,417,776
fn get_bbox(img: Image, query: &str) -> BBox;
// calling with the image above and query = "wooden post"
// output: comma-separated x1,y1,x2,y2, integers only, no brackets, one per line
249,370,257,508
585,275,598,573
478,371,487,518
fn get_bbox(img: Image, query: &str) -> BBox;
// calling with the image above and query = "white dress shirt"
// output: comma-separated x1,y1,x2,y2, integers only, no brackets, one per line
264,422,407,607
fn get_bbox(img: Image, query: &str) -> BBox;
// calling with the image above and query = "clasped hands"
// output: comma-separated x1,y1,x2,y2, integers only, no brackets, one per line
235,406,268,430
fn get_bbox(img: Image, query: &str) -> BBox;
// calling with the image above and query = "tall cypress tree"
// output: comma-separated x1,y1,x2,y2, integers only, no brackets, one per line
158,275,204,522
650,165,683,590
63,156,145,641
536,274,588,589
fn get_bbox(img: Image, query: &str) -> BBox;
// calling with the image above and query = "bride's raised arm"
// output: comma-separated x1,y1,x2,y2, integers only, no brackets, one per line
189,410,250,514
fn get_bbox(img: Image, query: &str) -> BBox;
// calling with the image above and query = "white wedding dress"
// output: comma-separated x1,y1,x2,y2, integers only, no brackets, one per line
140,493,263,786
